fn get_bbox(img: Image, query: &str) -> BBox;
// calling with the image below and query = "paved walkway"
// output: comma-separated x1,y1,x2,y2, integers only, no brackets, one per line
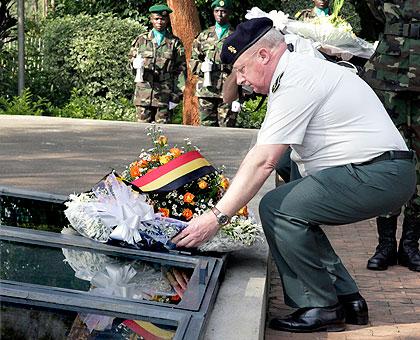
265,218,420,340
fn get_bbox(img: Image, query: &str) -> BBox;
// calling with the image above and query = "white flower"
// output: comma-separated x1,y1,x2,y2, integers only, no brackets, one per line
198,214,264,252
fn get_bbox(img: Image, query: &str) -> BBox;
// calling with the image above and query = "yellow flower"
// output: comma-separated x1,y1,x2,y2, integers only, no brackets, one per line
158,135,168,146
237,206,249,217
198,180,208,189
183,192,195,204
151,154,160,162
159,155,171,165
220,176,229,190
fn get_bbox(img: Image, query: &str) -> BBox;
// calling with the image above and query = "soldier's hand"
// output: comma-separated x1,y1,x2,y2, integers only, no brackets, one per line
201,60,213,73
169,102,179,110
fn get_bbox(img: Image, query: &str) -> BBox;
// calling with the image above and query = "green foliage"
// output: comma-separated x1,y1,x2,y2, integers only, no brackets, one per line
52,0,151,22
0,0,18,49
56,89,136,121
0,88,136,121
39,13,145,107
0,90,47,116
0,47,17,98
1,13,146,110
236,96,267,129
170,103,184,125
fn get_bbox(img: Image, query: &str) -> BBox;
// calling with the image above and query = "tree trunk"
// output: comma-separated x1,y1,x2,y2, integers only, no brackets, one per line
167,0,201,126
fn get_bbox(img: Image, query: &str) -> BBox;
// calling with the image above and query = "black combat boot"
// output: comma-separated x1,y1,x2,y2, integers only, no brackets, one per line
367,216,398,270
398,215,420,272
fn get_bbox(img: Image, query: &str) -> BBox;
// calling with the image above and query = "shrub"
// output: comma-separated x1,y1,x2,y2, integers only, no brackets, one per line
56,89,136,121
39,13,145,106
236,96,267,129
1,13,146,112
0,0,17,50
0,90,46,116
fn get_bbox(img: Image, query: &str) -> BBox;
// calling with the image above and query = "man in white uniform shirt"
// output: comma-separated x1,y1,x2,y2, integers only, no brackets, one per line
172,18,416,333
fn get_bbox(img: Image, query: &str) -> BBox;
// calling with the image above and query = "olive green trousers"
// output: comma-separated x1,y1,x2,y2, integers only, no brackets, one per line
260,159,416,308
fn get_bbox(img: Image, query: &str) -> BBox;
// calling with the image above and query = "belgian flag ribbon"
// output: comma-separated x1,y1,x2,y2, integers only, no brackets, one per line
131,150,216,193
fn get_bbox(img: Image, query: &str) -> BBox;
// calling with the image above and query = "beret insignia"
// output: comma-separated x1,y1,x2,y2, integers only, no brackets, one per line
228,46,237,54
220,0,225,6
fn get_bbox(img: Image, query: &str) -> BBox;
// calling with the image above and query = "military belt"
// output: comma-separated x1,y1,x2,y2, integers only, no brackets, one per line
359,150,415,166
384,22,420,39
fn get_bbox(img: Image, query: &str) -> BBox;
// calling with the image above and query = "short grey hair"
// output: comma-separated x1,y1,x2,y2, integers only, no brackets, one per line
244,28,285,57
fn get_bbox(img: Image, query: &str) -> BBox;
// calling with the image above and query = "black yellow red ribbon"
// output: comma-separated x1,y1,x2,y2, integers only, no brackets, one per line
131,150,215,193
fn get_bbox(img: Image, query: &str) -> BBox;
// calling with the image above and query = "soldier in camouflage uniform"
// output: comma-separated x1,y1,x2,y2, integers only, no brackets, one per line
295,0,331,21
362,0,420,272
128,4,186,124
190,0,236,127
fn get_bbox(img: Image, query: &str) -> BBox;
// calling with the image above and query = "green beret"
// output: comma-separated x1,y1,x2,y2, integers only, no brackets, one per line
211,0,232,9
149,4,173,16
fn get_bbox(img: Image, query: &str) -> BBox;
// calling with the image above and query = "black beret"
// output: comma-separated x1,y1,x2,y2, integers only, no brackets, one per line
221,17,273,65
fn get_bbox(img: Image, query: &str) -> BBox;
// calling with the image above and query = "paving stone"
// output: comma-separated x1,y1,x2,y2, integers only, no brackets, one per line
265,218,420,340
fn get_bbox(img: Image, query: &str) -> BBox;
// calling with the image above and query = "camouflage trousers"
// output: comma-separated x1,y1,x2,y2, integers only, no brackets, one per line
136,106,170,124
374,89,420,225
198,97,237,127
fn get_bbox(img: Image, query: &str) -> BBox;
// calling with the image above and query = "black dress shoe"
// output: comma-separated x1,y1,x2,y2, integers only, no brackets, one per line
269,304,345,333
339,297,369,325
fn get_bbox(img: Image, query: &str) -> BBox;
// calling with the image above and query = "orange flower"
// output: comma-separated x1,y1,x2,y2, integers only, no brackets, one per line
198,180,208,189
182,208,193,220
170,147,182,158
220,176,229,190
183,192,195,204
158,135,168,145
159,155,172,165
159,207,170,217
139,159,149,168
129,162,140,178
237,206,249,217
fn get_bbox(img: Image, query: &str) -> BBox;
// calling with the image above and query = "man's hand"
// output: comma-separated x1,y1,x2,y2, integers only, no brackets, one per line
172,211,219,248
200,59,213,73
166,268,189,298
231,100,241,113
169,101,179,110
